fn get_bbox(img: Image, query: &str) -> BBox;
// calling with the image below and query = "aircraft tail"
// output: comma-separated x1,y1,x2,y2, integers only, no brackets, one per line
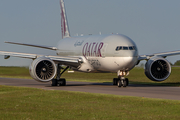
60,0,70,39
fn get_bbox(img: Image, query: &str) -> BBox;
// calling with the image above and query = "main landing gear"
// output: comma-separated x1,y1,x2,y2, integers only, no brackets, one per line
113,70,129,87
51,64,69,86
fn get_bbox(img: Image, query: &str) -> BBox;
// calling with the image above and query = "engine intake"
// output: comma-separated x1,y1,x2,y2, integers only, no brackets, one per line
145,57,171,81
29,57,57,82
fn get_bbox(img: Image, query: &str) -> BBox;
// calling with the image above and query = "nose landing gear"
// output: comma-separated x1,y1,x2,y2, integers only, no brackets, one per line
117,77,129,87
113,70,129,87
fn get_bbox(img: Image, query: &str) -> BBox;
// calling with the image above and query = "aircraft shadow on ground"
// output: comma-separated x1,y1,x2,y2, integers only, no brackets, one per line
45,82,180,87
45,83,112,87
129,82,180,87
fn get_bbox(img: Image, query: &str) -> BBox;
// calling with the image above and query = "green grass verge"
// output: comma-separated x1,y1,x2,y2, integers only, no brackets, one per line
0,85,180,120
0,66,180,86
0,66,30,79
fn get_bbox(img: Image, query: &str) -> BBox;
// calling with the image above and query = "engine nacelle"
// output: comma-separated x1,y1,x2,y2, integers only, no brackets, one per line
145,57,171,81
29,57,57,82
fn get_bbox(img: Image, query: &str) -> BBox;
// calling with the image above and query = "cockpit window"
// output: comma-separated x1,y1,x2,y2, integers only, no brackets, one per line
115,46,137,51
115,46,122,51
129,46,134,50
123,46,128,50
133,46,137,50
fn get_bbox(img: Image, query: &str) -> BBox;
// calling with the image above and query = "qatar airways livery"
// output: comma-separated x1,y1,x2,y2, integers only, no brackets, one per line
1,0,180,87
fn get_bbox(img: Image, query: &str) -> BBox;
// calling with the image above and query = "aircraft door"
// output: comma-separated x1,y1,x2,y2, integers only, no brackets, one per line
101,43,108,58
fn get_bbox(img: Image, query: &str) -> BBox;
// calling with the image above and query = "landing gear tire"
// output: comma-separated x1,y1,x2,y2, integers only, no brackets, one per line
59,78,66,86
117,78,129,87
113,78,118,85
51,79,58,86
117,80,122,87
51,78,66,86
123,80,127,87
122,78,129,87
125,78,129,86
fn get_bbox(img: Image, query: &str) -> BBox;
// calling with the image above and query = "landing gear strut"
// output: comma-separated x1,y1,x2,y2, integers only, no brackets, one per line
113,70,129,87
51,64,69,86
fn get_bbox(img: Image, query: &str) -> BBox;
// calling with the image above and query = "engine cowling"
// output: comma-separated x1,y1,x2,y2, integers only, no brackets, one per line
29,57,57,82
145,57,171,81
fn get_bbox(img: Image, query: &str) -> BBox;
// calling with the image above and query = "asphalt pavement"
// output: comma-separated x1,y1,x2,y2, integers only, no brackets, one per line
0,77,180,100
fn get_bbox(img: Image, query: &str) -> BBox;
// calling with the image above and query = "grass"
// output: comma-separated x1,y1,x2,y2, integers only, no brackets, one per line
0,85,180,120
1,66,180,86
0,66,30,79
0,67,180,119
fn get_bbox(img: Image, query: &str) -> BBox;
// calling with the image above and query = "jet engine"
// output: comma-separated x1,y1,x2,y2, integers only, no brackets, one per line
29,57,57,82
145,57,171,81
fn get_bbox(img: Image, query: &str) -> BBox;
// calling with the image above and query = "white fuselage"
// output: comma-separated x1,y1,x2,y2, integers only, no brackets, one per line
56,34,139,73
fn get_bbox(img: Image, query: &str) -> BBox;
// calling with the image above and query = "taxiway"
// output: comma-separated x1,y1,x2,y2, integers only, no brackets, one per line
0,77,180,100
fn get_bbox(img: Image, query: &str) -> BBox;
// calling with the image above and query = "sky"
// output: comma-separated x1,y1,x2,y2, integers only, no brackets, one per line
0,0,180,66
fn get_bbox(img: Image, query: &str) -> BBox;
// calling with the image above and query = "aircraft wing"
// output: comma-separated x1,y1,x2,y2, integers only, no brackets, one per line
0,51,82,67
138,50,180,61
5,41,57,50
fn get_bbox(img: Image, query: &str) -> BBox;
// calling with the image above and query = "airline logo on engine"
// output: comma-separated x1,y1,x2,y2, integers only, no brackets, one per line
82,42,104,59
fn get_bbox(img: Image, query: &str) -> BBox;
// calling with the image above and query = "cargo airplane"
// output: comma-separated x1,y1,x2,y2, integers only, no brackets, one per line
0,0,180,87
